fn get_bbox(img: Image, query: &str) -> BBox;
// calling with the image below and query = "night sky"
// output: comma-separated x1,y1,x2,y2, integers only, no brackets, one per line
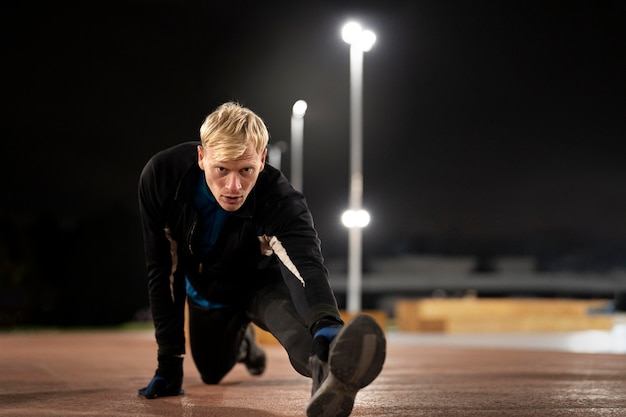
3,0,626,262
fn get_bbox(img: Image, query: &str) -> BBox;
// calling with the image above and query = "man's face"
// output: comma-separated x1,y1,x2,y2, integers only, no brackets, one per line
197,144,266,212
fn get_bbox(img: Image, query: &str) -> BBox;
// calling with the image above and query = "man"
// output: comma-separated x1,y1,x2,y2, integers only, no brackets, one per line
137,101,385,417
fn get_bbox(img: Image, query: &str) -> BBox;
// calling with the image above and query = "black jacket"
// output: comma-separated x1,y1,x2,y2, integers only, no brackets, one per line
138,142,340,355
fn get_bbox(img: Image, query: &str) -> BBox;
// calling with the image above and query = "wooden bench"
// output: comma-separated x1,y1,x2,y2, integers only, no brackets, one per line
395,298,614,333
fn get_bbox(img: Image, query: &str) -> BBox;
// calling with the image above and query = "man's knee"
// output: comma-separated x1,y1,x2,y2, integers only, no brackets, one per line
200,373,223,385
199,365,232,385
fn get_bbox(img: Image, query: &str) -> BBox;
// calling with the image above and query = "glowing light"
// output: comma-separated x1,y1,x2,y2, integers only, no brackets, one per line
342,209,371,228
292,100,308,118
342,21,376,52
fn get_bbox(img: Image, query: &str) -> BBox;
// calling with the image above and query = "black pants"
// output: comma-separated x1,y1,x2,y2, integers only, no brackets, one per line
187,275,313,384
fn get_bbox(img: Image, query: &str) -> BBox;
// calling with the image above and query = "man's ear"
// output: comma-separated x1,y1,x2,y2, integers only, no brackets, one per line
260,148,267,171
197,145,205,170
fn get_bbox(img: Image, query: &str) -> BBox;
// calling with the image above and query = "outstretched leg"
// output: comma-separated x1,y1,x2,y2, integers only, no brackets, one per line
247,277,313,377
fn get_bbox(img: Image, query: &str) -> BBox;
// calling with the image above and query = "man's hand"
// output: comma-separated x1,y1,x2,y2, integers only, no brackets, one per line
138,355,184,399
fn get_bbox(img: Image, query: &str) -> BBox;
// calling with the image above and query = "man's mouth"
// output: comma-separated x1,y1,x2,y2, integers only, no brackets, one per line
222,195,241,204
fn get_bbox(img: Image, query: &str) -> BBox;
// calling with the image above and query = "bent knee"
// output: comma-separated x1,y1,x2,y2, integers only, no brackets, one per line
200,371,227,385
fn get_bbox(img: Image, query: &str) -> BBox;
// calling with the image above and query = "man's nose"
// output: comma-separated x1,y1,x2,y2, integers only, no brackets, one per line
225,173,242,190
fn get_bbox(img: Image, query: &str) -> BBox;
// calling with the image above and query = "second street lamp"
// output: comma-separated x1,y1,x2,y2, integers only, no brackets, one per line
290,99,307,192
341,21,376,314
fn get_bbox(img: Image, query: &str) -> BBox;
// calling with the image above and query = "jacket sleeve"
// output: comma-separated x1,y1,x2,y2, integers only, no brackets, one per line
257,172,342,330
138,157,187,356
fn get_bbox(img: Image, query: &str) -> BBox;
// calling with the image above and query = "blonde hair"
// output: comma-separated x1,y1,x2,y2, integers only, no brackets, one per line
199,102,269,161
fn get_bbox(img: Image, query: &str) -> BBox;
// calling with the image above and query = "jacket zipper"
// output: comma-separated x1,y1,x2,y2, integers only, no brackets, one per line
187,214,197,255
186,215,204,274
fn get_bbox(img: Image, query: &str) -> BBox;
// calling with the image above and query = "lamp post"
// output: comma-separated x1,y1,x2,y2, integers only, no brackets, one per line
341,22,376,314
290,99,307,192
268,141,288,171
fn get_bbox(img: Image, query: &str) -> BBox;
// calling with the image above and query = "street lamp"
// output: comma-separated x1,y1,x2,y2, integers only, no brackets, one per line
341,21,376,314
290,99,307,192
268,141,288,171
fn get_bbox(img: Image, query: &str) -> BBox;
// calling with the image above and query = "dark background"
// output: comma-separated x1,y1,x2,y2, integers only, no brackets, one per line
2,0,625,326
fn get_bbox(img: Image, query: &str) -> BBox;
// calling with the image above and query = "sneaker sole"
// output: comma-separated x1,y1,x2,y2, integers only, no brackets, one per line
306,314,386,417
329,314,386,390
306,373,355,417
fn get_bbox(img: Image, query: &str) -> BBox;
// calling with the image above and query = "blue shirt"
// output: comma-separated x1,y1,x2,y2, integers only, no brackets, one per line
193,174,230,256
186,174,230,308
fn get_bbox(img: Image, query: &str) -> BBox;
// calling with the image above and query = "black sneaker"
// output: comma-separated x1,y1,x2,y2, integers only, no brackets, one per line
306,314,386,417
309,351,329,396
238,325,266,376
